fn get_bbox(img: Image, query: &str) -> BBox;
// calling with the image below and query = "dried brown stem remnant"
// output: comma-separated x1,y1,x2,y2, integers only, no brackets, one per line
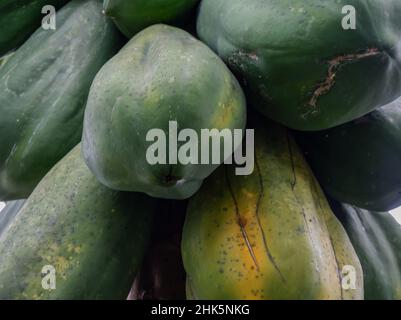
309,48,381,107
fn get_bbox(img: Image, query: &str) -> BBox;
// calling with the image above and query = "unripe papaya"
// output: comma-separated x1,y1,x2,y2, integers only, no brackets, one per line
197,0,401,130
0,145,156,299
103,0,199,38
330,200,401,300
295,96,401,211
83,25,246,200
0,0,69,56
182,117,363,300
0,0,123,201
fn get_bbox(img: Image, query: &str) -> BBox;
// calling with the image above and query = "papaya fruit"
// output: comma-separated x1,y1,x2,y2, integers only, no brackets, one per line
197,0,401,130
182,117,363,300
0,51,14,69
0,200,25,236
82,24,246,200
0,144,156,300
295,96,401,211
0,0,123,201
0,0,69,56
330,200,401,300
185,277,198,300
103,0,199,38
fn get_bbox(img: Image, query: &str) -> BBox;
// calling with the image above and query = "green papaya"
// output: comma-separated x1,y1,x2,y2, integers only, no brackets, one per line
0,0,69,56
82,24,246,200
0,200,25,236
295,96,401,211
103,0,199,38
0,0,123,201
330,200,401,300
0,145,156,300
197,0,401,131
185,277,198,300
182,117,363,300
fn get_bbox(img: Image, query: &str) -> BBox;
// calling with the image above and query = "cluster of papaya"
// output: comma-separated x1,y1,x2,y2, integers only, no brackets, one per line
1,0,401,300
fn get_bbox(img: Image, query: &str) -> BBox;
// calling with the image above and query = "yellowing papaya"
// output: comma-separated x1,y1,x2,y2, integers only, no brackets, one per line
182,117,364,300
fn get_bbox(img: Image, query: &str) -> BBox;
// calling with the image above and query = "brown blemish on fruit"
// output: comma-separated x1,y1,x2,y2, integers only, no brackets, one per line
224,166,260,271
309,48,380,108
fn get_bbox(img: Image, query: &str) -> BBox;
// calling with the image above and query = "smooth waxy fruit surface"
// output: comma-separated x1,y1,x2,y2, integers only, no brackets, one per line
0,0,122,201
332,201,401,300
296,96,401,211
83,24,246,200
103,0,199,38
0,199,25,236
197,0,401,130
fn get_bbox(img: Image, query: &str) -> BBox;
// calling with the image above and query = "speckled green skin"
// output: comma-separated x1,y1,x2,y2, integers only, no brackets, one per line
182,117,363,300
296,96,401,211
197,0,401,131
103,0,199,38
0,145,156,300
332,200,401,300
83,25,246,200
185,277,198,300
0,0,69,56
0,0,123,201
0,200,25,236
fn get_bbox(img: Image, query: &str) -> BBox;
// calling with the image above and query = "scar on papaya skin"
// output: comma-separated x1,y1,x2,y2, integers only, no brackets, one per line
224,166,260,271
309,48,381,107
254,153,286,282
163,166,179,185
286,130,323,283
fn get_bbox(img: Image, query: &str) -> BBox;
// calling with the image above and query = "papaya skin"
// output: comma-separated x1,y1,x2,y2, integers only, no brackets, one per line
82,24,246,200
0,145,156,300
103,0,199,38
197,0,401,130
182,118,363,300
296,96,401,211
0,0,123,201
0,0,69,56
331,200,401,300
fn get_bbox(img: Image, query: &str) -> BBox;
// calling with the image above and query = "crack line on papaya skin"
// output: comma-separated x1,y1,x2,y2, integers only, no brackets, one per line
329,234,344,300
308,48,381,108
254,152,286,282
224,165,259,271
286,131,297,191
286,130,322,282
311,183,344,300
